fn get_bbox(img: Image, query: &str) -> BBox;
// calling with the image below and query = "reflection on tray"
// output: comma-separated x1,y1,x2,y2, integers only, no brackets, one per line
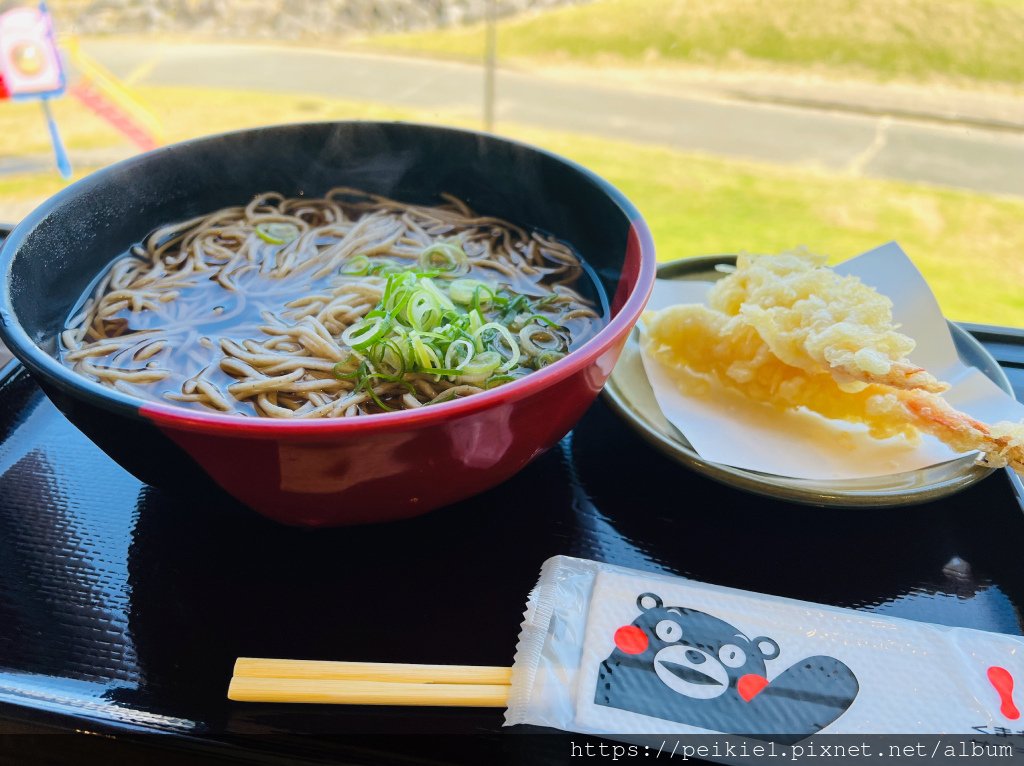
0,361,1023,755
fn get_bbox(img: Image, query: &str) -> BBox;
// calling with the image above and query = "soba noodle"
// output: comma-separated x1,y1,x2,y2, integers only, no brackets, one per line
59,188,604,418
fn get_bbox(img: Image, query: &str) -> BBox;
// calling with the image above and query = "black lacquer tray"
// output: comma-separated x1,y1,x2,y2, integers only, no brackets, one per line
2,318,1024,764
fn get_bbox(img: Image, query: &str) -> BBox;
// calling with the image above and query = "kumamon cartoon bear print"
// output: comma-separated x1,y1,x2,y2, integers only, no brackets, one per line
595,593,859,743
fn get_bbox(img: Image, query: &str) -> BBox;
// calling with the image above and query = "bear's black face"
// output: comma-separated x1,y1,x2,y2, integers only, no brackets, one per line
595,592,859,741
609,593,780,702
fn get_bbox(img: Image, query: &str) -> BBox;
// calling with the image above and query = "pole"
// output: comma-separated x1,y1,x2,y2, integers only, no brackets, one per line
40,97,72,179
483,0,496,132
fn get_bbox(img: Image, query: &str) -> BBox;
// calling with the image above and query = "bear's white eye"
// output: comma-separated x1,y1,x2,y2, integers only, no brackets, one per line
655,620,682,642
719,644,746,668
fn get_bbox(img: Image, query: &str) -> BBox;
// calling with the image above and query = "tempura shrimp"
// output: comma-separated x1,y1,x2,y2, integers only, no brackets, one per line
707,252,947,393
642,252,1024,472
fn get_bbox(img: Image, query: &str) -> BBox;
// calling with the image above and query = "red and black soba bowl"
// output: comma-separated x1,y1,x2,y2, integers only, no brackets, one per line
0,122,655,526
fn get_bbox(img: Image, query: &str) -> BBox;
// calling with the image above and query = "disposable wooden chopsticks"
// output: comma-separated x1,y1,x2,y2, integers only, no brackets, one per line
228,658,512,707
234,658,512,684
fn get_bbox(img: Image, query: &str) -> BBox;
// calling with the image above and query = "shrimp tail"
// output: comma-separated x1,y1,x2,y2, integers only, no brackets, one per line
899,390,1024,472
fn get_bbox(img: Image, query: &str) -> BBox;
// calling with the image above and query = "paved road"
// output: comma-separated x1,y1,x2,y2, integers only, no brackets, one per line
68,41,1024,198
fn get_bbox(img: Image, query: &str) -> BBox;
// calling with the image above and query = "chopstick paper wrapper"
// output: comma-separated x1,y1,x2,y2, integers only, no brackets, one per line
639,243,1024,480
228,556,1024,745
504,556,1024,740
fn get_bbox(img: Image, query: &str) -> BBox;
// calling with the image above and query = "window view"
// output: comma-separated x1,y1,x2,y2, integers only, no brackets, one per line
0,0,1022,330
4,3,1024,760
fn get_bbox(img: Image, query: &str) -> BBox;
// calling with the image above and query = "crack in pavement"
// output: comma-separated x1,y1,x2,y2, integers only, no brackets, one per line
847,116,892,177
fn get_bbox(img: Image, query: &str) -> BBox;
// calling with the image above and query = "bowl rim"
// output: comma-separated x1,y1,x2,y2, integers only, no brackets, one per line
0,120,656,436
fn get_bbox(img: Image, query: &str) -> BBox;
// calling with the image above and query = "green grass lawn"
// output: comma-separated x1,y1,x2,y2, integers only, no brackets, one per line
524,128,1024,326
364,0,1024,88
1,85,1022,326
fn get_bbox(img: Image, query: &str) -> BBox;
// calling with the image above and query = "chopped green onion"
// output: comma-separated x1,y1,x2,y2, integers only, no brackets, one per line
419,277,457,312
448,279,495,307
501,294,533,325
365,386,396,411
369,258,405,275
457,351,503,383
524,313,566,330
334,267,568,399
340,254,372,275
368,338,406,376
444,338,475,371
406,290,443,332
426,389,463,405
356,373,416,412
535,350,566,368
333,353,364,380
381,272,419,315
484,374,518,389
255,222,300,245
519,324,565,357
462,351,502,375
342,314,393,350
419,241,468,273
408,331,443,371
474,322,521,372
363,372,415,392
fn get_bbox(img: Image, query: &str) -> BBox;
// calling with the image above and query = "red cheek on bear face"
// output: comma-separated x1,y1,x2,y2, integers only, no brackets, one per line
614,625,649,654
737,674,769,702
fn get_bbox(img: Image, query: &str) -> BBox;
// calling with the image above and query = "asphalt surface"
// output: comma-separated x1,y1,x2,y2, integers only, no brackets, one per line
79,40,1024,198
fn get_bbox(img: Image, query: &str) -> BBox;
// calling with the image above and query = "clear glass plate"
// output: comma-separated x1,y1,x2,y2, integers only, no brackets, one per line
603,255,1012,508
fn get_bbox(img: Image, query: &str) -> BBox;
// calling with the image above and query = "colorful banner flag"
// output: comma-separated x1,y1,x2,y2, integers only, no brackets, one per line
0,3,64,99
